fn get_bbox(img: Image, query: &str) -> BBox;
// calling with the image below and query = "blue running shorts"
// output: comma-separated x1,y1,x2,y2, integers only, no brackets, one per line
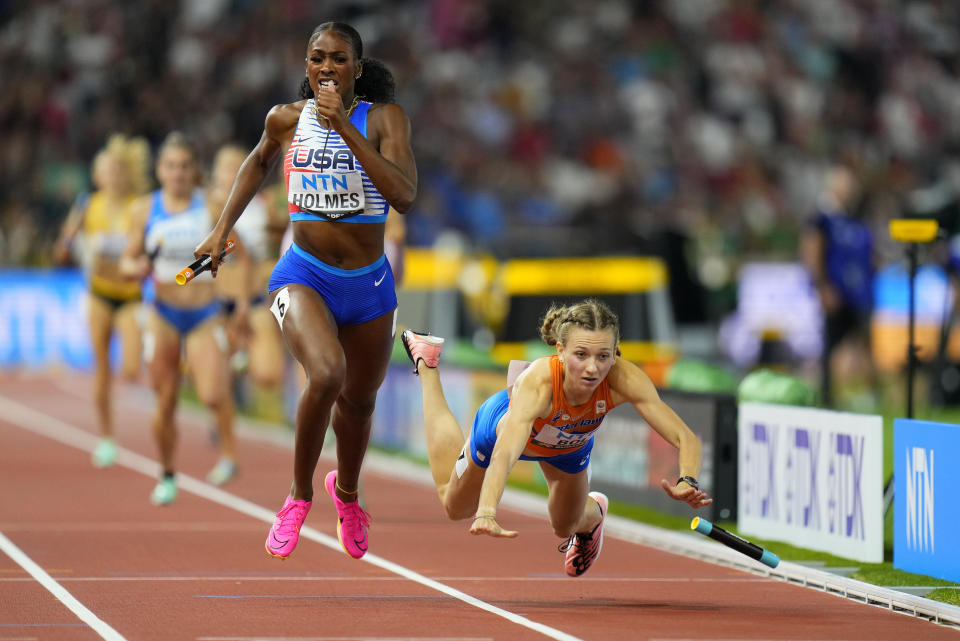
153,300,222,335
268,242,397,326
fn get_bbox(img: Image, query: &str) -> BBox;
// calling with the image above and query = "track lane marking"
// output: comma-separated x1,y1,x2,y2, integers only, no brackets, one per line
197,637,493,641
0,395,585,641
0,532,127,641
14,377,960,633
0,575,771,583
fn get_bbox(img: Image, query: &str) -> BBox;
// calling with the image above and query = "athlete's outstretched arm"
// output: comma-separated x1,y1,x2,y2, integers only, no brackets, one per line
608,359,713,509
470,362,552,538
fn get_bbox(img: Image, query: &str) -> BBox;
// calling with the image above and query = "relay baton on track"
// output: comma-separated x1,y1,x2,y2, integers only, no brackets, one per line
691,517,780,568
175,239,235,286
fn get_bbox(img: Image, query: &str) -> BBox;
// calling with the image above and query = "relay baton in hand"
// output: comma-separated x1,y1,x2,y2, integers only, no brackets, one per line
691,517,780,568
176,239,235,285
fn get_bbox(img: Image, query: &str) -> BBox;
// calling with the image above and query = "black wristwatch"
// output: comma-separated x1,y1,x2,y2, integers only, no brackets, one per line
677,475,699,490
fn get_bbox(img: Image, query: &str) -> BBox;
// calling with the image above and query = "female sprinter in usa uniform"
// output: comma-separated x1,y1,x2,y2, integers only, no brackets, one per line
401,299,712,576
121,132,247,504
194,22,416,561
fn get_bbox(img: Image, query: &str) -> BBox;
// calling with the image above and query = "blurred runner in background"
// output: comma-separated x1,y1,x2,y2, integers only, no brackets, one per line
54,134,152,468
207,144,288,419
121,132,250,505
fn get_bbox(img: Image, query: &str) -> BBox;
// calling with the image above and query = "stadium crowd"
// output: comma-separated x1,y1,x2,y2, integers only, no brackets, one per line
2,0,960,328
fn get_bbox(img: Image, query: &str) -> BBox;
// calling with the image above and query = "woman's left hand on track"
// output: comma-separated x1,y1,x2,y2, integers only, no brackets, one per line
660,478,714,509
469,515,518,538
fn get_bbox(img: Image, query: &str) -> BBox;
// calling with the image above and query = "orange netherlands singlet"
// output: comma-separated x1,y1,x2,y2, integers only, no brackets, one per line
521,355,614,458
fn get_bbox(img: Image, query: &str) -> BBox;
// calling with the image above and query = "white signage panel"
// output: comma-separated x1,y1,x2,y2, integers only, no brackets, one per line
738,403,883,562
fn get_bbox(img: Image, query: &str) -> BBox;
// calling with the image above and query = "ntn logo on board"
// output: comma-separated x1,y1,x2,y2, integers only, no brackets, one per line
905,447,934,553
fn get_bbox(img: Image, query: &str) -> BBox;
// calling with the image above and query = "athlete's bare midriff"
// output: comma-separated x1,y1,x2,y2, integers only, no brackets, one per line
154,280,219,307
291,218,386,269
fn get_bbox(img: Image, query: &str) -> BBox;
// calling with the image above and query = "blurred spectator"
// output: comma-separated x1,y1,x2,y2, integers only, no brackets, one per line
800,163,878,408
3,0,960,345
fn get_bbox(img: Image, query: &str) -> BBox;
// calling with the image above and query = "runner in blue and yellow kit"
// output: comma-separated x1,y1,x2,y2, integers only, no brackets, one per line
121,133,249,505
54,134,151,469
402,299,712,577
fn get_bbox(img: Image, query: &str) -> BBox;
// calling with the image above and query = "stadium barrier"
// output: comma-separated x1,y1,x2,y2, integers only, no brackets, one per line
737,402,884,563
0,268,96,370
894,418,960,583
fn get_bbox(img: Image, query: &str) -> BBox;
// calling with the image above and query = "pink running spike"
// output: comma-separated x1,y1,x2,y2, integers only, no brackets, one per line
324,470,371,559
400,330,445,374
265,495,312,559
561,492,608,577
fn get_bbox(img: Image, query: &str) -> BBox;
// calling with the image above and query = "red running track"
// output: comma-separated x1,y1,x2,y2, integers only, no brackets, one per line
1,371,957,641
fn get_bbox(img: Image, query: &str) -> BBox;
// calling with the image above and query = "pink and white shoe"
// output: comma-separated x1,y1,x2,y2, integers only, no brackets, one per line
400,330,444,374
265,495,312,559
324,470,371,559
560,492,608,577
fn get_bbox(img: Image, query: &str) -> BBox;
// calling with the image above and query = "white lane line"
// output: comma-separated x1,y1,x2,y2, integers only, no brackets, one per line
0,575,770,583
0,532,127,641
26,379,960,629
0,396,585,641
197,637,493,641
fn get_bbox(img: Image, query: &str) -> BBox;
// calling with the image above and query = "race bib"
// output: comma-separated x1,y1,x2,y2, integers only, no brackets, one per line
531,424,592,450
288,170,365,219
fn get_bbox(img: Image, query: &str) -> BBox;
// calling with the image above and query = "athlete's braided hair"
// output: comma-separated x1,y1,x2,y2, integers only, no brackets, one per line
297,22,396,104
539,299,620,349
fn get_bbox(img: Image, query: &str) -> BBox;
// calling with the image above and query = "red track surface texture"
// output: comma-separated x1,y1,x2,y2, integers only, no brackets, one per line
1,372,957,641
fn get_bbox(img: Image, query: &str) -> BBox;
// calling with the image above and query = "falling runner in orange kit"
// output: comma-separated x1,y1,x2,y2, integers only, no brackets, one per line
402,298,712,577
